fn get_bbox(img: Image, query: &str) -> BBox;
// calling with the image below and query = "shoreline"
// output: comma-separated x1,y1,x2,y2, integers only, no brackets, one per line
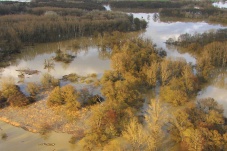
0,99,89,136
0,116,39,133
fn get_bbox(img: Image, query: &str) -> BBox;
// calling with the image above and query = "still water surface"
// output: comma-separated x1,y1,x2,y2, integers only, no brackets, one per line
213,1,227,8
0,121,76,151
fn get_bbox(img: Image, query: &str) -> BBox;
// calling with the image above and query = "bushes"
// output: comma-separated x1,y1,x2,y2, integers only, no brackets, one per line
26,82,40,98
7,91,31,107
0,78,33,107
41,73,59,89
0,93,7,108
47,86,64,106
1,78,18,98
61,85,80,110
47,85,81,110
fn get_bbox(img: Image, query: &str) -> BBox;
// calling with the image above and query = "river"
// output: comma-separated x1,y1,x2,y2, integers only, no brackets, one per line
0,4,227,150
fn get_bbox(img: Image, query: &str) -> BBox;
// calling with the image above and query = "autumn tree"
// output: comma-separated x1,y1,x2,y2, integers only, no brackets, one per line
0,77,18,98
160,77,189,106
26,82,40,98
183,128,204,151
7,91,31,107
47,86,64,106
170,98,226,150
145,100,168,150
61,84,80,110
41,73,59,89
122,118,148,151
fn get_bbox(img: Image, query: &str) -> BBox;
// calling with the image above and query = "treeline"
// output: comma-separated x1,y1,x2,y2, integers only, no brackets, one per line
110,1,212,10
0,12,146,55
0,1,104,15
30,1,105,11
0,2,27,15
28,7,86,16
166,28,227,48
159,7,227,24
166,30,227,81
0,0,147,66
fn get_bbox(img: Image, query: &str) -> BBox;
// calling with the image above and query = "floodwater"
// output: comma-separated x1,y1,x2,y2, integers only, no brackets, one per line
197,71,227,116
213,1,227,9
0,121,76,151
0,6,227,150
0,13,224,84
131,13,224,64
1,40,109,82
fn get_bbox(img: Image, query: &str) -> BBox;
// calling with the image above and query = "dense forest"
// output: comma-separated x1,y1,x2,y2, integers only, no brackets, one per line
0,1,147,67
110,1,227,24
0,1,227,151
159,7,227,25
110,1,212,10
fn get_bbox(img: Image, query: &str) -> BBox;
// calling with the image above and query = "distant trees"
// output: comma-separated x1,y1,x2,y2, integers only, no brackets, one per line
0,2,27,15
166,29,227,50
110,1,209,10
160,7,227,25
0,1,105,16
166,30,227,81
0,12,146,55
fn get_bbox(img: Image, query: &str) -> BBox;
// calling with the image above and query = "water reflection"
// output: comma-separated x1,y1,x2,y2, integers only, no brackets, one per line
1,39,110,84
213,1,227,9
44,59,55,72
132,13,224,64
198,69,227,117
103,5,111,11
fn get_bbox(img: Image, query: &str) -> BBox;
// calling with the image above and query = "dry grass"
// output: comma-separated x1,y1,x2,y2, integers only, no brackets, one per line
0,99,89,134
